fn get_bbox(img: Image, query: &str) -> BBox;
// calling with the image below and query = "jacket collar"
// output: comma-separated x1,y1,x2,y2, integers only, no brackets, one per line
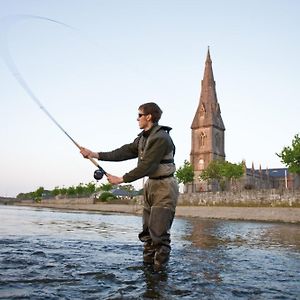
138,124,172,138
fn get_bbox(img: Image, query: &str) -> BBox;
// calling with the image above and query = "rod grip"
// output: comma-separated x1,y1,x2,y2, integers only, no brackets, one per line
78,144,106,175
88,157,100,168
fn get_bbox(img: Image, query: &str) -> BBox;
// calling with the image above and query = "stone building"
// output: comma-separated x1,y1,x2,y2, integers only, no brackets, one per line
189,48,298,192
243,166,295,190
190,48,225,192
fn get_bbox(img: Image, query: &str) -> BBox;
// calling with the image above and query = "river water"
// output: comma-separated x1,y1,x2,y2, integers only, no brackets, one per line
0,206,299,300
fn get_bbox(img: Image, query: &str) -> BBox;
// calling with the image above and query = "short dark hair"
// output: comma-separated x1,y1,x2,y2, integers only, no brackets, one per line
139,102,162,123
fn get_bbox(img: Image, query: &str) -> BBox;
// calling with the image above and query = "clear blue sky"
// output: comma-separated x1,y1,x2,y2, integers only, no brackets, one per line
1,0,299,197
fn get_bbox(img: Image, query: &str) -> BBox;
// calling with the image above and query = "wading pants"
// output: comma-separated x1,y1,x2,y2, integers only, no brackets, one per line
138,177,179,267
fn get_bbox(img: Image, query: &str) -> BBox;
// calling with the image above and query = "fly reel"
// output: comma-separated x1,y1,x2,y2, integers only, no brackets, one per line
94,168,106,180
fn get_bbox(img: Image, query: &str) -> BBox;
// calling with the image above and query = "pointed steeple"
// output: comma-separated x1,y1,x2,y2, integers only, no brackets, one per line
202,46,214,91
190,48,226,190
191,47,225,130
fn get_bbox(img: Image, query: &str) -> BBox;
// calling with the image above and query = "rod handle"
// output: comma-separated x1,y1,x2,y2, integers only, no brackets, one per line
88,157,100,168
76,142,106,175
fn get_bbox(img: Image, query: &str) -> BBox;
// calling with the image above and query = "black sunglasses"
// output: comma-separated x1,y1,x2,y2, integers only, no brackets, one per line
138,113,147,118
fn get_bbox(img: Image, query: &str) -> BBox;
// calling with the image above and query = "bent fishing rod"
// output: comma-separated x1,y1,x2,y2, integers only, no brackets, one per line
0,14,106,180
30,100,107,181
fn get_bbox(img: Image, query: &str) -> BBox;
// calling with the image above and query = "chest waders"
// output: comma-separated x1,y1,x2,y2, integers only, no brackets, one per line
137,126,179,270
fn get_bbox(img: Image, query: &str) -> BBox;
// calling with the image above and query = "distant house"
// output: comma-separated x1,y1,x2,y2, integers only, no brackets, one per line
245,167,294,189
41,190,53,199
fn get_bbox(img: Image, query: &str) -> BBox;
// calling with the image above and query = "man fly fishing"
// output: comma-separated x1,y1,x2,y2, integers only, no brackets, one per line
80,102,179,270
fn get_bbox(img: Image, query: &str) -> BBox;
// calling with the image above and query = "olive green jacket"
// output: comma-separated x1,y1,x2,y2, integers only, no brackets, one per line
98,125,176,183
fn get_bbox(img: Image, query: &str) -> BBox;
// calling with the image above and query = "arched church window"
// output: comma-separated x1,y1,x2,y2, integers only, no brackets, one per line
200,131,206,146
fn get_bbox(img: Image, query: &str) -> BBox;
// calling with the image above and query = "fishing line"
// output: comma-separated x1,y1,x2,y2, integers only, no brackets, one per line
0,14,106,180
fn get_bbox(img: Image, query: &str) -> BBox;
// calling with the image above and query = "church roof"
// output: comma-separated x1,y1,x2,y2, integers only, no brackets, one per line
246,168,289,178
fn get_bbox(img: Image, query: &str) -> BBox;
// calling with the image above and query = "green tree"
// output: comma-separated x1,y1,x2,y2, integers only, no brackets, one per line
200,160,223,182
66,186,76,197
60,186,68,197
17,192,32,200
16,193,25,200
99,183,113,192
51,186,61,197
34,187,43,198
200,160,244,191
277,133,300,174
221,161,244,180
175,160,194,184
97,191,116,202
75,183,85,197
221,161,244,190
32,186,45,202
17,182,99,200
85,182,96,195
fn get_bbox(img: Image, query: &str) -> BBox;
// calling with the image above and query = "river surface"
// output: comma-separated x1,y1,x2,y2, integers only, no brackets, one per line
0,205,299,300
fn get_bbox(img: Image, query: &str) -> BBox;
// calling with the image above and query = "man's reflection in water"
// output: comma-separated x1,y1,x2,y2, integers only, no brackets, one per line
140,220,225,298
139,219,300,298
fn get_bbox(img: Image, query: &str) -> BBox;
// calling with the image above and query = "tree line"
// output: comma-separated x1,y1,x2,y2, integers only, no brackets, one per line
16,182,138,202
17,133,300,199
175,159,244,191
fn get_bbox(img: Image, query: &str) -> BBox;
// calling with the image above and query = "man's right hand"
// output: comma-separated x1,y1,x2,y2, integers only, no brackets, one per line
80,147,98,159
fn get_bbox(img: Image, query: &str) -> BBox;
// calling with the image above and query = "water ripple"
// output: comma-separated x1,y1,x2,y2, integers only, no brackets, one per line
0,206,299,299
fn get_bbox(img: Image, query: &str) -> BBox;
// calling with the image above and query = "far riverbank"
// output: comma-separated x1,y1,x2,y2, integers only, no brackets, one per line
13,202,300,223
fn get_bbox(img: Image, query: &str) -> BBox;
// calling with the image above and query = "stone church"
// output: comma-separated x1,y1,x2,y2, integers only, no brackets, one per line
190,48,225,192
189,48,295,192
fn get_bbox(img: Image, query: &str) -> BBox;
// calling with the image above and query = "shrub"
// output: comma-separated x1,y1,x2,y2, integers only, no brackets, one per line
97,192,116,202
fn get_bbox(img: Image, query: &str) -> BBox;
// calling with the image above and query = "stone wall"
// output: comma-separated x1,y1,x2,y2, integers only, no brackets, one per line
15,190,300,208
40,197,94,205
178,189,300,207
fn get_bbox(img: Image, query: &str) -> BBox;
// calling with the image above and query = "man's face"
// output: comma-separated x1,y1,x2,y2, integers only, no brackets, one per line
137,110,152,130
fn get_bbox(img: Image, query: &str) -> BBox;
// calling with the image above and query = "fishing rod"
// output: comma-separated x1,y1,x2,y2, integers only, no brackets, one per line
28,98,107,181
0,14,106,180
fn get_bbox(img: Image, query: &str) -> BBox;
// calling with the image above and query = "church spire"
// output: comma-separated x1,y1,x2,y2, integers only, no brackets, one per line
202,46,214,88
190,48,226,191
191,47,224,130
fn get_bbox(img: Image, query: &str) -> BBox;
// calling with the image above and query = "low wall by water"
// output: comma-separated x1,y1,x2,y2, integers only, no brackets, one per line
40,197,94,205
14,189,300,208
178,189,300,207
